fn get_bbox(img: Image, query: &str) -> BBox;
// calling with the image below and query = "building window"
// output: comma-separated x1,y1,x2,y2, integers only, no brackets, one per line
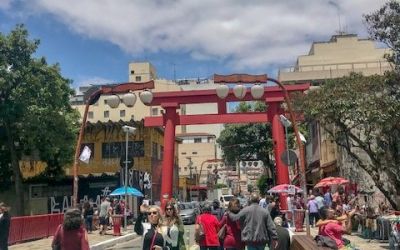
120,110,126,117
160,145,164,160
194,138,202,143
184,167,187,171
88,112,94,119
181,152,187,155
152,142,158,159
104,99,108,104
192,152,198,155
151,108,158,116
102,141,145,158
104,111,109,118
130,70,135,74
135,76,142,82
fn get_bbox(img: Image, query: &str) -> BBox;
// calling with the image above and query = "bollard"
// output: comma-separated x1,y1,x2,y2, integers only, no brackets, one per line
112,215,123,236
186,229,190,250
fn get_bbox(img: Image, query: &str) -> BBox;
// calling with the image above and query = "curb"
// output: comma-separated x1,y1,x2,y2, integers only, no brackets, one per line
90,233,137,250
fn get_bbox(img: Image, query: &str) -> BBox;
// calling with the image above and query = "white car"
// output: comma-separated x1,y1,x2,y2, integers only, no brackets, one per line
220,195,235,208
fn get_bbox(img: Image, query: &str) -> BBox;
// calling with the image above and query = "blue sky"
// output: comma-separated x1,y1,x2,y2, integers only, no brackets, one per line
0,0,386,89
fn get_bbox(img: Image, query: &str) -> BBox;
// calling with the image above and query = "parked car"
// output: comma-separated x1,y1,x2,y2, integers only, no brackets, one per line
220,194,235,208
179,202,198,224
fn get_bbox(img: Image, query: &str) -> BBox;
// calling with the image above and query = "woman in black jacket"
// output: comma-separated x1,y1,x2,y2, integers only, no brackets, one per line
0,203,11,250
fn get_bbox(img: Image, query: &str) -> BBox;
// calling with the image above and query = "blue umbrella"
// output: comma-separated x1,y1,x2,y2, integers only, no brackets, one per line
109,186,144,197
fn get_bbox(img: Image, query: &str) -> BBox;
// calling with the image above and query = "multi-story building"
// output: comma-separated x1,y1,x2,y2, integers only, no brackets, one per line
71,62,225,201
278,34,391,199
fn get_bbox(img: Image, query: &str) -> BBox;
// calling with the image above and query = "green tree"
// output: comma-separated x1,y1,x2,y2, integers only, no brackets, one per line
0,25,79,214
256,174,269,195
299,73,400,209
217,101,274,169
364,0,400,73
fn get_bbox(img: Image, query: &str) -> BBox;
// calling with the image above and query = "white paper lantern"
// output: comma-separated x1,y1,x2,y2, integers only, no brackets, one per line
139,90,153,104
233,85,246,99
106,95,120,108
216,85,229,99
122,92,137,107
251,84,264,99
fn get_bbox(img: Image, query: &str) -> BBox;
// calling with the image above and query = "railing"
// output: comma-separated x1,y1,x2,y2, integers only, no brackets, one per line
8,213,64,245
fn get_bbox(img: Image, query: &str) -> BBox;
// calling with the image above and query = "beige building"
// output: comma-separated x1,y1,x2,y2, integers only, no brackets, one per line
176,133,218,183
71,62,225,197
279,34,392,84
71,63,181,124
279,34,391,196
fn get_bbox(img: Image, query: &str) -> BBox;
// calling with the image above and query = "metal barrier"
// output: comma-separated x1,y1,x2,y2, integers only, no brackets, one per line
8,213,64,245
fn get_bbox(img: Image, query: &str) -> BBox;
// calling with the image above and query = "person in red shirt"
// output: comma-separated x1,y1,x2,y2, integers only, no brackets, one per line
219,198,245,250
51,208,90,250
318,207,355,250
195,203,220,250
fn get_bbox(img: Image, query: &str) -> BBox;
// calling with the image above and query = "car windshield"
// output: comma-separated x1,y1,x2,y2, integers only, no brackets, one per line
224,196,234,201
179,203,193,210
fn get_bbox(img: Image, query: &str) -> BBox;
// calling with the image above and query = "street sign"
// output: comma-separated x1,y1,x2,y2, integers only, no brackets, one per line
120,154,134,169
280,150,298,166
287,184,296,195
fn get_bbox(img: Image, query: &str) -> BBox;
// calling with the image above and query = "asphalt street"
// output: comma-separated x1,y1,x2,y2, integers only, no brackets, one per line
107,224,196,250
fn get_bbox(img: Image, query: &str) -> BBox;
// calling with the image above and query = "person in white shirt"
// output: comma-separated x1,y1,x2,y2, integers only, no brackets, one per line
259,194,268,209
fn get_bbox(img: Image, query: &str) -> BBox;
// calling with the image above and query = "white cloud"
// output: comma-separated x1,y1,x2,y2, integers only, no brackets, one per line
21,0,386,69
0,0,12,10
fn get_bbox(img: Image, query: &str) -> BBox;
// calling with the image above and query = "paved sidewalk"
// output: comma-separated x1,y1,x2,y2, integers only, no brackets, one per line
9,226,137,250
295,227,389,250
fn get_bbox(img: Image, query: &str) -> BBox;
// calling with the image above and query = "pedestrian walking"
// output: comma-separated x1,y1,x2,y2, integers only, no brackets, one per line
219,198,245,250
259,194,267,209
162,201,185,250
83,201,94,233
0,203,11,250
324,188,332,208
307,196,319,227
270,198,281,220
51,208,90,250
134,204,166,250
314,190,325,210
273,217,293,250
195,203,220,250
211,199,225,221
99,197,111,235
228,194,278,250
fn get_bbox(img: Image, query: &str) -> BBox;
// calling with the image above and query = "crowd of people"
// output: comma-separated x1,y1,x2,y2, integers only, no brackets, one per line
134,193,292,250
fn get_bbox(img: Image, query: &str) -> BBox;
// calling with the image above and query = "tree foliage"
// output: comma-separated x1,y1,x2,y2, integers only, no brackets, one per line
217,102,274,168
0,25,79,214
256,174,269,195
364,0,400,73
299,72,400,209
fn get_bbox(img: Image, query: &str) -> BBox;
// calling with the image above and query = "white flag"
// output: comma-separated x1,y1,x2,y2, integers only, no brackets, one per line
79,146,91,164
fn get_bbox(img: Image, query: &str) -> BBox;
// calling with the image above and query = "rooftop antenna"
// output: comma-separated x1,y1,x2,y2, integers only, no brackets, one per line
336,6,345,35
170,62,176,83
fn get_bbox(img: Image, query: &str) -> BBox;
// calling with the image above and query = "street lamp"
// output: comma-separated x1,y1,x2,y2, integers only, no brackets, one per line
122,125,136,230
279,114,292,176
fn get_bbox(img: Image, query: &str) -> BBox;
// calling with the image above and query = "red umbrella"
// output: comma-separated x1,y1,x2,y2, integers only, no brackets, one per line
315,177,349,188
267,184,303,194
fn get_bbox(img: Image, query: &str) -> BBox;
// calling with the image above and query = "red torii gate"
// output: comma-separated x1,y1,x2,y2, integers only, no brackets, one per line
143,74,309,209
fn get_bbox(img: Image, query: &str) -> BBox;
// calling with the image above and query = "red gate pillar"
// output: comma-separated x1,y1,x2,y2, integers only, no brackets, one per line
272,111,290,210
160,104,178,209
